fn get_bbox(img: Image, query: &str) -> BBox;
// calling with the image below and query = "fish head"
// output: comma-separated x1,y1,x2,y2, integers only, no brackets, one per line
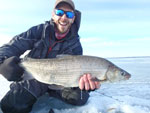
106,64,131,82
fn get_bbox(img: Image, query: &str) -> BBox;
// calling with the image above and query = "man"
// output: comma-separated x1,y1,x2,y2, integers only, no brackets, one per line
0,0,100,113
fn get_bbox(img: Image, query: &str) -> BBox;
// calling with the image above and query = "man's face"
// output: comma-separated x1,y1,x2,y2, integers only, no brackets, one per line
52,4,75,34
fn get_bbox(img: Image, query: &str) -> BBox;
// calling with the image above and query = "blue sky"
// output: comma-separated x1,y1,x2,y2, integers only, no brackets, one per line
0,0,150,57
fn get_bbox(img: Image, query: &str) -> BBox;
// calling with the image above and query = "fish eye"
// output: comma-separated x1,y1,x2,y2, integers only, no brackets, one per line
121,71,126,76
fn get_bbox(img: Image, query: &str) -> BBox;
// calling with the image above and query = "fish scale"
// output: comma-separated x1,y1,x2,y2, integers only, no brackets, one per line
21,55,131,87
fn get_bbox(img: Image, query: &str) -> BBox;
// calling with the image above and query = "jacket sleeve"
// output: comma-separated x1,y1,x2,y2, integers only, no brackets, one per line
72,40,83,55
61,35,83,56
0,24,44,63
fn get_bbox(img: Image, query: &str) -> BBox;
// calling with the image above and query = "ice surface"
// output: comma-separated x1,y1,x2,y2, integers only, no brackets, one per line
0,57,150,113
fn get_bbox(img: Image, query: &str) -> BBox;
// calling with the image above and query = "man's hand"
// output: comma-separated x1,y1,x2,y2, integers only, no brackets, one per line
79,73,101,91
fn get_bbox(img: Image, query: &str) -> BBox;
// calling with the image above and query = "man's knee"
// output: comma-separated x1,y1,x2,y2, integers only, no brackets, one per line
1,82,37,113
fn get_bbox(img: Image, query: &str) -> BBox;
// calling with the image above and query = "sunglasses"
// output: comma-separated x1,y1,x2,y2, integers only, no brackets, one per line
55,9,75,19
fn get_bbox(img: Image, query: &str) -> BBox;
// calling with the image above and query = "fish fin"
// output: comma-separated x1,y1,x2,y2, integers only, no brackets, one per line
107,107,116,113
91,77,107,82
48,84,65,90
21,56,31,62
56,54,72,58
22,71,34,80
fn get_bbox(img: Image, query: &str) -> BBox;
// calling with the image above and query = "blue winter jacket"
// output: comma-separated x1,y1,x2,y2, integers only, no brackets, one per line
0,10,82,63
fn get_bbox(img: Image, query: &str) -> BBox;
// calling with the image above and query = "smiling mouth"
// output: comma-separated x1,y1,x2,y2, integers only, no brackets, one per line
59,21,68,26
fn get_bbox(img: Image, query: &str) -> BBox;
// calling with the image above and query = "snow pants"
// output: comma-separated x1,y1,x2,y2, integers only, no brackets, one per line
0,79,89,113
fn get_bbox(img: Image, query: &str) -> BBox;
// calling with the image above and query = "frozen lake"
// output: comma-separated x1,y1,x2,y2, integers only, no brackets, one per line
0,57,150,113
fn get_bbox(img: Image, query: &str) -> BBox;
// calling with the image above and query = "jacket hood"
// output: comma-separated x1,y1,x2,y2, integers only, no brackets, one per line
73,10,81,33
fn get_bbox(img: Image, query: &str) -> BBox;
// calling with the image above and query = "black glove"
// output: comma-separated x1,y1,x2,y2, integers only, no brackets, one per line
61,87,89,105
0,56,24,81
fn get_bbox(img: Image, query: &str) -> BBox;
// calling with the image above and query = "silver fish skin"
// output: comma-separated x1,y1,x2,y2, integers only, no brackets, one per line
21,55,131,87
